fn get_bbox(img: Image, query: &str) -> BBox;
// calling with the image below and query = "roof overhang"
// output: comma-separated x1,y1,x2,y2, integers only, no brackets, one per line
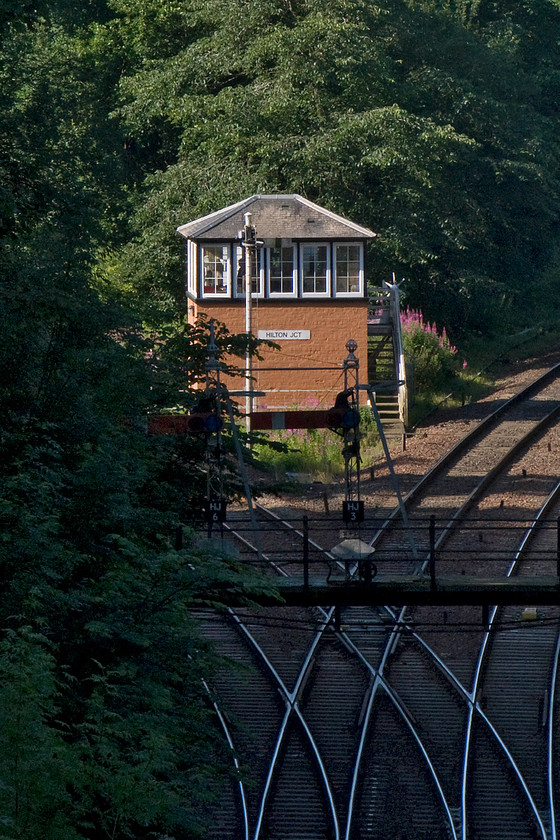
177,194,376,241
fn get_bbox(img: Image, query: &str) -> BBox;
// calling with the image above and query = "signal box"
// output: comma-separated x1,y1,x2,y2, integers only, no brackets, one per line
177,194,375,410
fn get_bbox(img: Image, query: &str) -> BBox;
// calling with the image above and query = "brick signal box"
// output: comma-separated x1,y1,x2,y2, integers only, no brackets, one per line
177,194,375,410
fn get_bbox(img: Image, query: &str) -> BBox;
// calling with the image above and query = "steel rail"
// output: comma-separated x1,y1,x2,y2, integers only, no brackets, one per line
196,513,337,840
517,480,560,840
458,481,560,839
212,365,560,836
226,500,548,838
344,384,560,837
201,677,250,840
242,504,462,837
378,611,549,839
319,608,459,840
475,711,548,837
254,501,335,561
500,480,560,840
222,518,289,577
534,482,560,839
241,443,558,837
269,480,518,839
406,605,548,838
400,361,560,505
416,402,560,575
228,608,340,840
226,514,458,838
401,420,560,838
368,362,560,548
548,621,560,840
340,554,469,840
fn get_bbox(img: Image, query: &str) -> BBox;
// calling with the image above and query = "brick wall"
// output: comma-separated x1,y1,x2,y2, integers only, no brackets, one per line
190,299,368,409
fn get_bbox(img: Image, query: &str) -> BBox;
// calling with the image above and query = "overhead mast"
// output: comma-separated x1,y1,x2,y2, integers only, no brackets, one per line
241,212,257,435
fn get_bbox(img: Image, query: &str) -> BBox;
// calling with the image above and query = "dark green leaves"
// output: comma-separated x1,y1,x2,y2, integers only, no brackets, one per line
110,0,560,334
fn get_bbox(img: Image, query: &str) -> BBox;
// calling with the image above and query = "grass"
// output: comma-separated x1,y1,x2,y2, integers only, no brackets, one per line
252,408,382,482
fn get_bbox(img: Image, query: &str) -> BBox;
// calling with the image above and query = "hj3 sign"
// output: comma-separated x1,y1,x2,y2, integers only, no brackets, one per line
342,500,364,523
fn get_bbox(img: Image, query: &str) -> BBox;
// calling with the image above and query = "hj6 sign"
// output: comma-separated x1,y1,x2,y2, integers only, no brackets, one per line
206,498,227,524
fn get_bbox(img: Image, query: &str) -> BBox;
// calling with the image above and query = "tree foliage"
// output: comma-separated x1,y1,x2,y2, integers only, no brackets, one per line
0,5,271,836
103,0,560,334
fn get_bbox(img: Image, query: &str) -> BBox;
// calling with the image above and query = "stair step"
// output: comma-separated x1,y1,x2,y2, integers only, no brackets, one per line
367,319,406,433
380,422,405,436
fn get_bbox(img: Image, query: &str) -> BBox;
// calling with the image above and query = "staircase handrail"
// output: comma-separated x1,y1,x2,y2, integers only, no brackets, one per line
367,286,390,309
383,279,408,429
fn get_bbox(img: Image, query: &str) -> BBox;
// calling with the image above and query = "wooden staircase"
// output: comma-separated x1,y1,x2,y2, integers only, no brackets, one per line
367,290,407,438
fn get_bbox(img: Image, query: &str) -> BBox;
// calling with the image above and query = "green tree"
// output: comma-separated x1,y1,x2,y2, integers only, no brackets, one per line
0,5,270,836
107,0,560,334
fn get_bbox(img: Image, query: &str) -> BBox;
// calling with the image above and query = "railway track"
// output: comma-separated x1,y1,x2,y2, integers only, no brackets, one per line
196,361,560,839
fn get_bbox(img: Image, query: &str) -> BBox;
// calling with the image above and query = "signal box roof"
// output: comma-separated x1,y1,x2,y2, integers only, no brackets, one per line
177,194,376,241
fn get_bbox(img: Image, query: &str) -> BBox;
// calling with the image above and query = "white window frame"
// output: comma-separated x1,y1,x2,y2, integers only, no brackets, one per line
299,242,331,298
333,242,364,297
267,240,297,298
201,244,231,298
187,239,198,298
233,245,265,299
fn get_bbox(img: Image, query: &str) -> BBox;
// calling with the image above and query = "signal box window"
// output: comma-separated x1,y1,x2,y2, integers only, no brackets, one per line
301,244,329,296
202,245,229,296
335,243,363,295
269,242,295,296
186,240,197,297
234,246,264,298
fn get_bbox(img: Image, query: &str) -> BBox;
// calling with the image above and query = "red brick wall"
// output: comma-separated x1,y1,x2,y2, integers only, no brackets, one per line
190,299,368,409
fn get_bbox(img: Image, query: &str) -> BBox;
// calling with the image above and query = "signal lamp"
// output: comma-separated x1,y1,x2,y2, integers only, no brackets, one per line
326,389,360,432
187,403,224,434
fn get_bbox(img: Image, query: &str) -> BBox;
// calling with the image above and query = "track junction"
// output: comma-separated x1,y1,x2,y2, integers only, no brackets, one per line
195,357,560,840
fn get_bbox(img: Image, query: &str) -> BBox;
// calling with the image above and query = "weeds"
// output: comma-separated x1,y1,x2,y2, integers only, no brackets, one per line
401,308,461,393
253,408,380,481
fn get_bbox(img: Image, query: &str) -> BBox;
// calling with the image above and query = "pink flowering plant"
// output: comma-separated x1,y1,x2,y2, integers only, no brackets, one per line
401,308,459,391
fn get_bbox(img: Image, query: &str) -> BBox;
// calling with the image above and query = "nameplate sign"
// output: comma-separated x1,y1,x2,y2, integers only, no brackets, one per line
258,329,310,341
